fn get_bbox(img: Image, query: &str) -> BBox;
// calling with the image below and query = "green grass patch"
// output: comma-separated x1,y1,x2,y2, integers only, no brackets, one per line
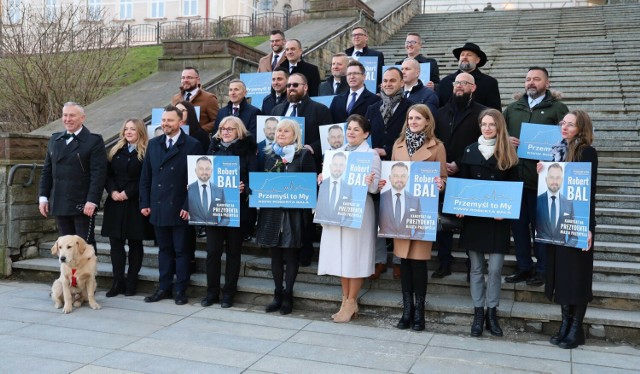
112,45,163,89
234,35,269,48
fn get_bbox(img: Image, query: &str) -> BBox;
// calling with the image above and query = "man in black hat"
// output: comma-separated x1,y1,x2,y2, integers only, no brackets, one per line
437,42,501,111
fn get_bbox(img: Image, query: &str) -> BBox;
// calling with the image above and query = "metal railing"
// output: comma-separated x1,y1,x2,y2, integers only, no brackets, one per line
420,0,610,13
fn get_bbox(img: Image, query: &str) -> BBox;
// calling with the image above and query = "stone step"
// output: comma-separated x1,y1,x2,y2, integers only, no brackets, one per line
596,225,640,244
595,193,640,209
597,180,640,195
596,208,640,226
598,169,640,182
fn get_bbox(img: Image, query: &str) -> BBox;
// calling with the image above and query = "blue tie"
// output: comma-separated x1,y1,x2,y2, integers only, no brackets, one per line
355,51,362,57
347,92,357,114
550,196,557,227
167,138,173,149
291,104,297,117
330,181,337,209
202,184,208,213
395,193,402,224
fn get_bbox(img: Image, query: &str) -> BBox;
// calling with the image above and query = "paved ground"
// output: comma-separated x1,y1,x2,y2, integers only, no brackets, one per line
1,280,639,373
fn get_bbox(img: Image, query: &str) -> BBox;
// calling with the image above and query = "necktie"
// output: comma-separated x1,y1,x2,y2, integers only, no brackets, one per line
334,82,340,94
291,104,297,117
272,54,279,70
404,90,410,98
62,132,75,140
185,92,191,101
355,51,362,57
347,92,357,114
395,193,402,223
167,138,173,149
275,95,281,105
330,181,337,209
202,184,208,212
233,107,239,116
550,196,557,227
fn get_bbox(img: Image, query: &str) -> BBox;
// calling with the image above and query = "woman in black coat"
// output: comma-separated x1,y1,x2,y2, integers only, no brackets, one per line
200,116,257,308
543,110,598,349
255,119,316,315
456,109,519,337
102,119,154,297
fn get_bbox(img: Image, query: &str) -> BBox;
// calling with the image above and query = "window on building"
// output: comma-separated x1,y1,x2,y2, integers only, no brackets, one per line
120,0,132,19
88,0,102,21
258,0,273,11
183,0,197,16
151,0,165,18
45,0,57,21
8,0,22,23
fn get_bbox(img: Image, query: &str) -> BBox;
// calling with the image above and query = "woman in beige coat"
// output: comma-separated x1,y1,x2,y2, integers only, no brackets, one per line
382,104,447,331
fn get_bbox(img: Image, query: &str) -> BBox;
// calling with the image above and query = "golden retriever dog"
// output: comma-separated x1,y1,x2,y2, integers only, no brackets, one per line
51,235,101,313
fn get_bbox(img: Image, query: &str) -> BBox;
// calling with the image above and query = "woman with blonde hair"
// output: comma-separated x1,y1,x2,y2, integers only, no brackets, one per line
456,108,519,337
255,119,316,315
102,119,154,297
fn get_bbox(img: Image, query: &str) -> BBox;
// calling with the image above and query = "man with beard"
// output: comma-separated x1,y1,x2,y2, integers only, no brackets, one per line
326,125,345,151
258,30,287,72
504,66,569,287
257,117,278,170
213,79,261,137
318,53,349,96
315,151,353,224
433,72,486,279
262,67,288,115
329,60,380,123
401,58,439,116
279,39,321,97
171,67,219,133
437,43,501,111
395,33,439,90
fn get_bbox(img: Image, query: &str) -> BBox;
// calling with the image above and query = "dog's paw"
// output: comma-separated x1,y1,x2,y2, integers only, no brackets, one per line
89,302,102,310
62,304,73,313
73,301,82,307
54,302,63,309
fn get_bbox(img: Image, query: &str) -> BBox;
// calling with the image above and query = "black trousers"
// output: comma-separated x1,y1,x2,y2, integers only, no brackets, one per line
109,237,144,281
55,214,96,248
205,226,243,296
270,247,300,292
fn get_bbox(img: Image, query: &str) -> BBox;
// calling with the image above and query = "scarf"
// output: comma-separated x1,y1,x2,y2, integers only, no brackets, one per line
477,135,496,160
220,138,239,148
551,139,568,162
379,90,404,126
405,128,426,157
272,143,296,163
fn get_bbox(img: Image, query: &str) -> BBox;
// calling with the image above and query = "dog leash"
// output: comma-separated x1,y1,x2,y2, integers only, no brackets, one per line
75,204,97,245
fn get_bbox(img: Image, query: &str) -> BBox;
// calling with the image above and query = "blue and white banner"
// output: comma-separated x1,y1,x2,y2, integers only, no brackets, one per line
354,56,378,94
249,172,317,208
240,72,272,106
517,122,562,160
310,95,335,107
443,177,523,219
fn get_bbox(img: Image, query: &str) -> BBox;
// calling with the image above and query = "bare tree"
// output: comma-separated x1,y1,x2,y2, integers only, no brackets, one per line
0,4,128,132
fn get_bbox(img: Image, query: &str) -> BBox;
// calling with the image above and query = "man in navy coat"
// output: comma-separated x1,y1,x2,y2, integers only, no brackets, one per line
330,60,380,123
140,105,204,305
213,79,261,138
345,26,385,92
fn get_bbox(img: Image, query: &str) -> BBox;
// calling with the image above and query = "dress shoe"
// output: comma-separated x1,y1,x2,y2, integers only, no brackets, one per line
333,299,358,323
106,280,125,297
504,269,534,283
431,266,451,279
526,273,544,287
221,294,234,308
369,264,387,280
174,291,188,305
200,294,219,307
393,264,401,280
144,288,171,303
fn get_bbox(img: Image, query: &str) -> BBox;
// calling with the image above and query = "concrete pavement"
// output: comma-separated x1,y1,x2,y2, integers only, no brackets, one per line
1,280,639,373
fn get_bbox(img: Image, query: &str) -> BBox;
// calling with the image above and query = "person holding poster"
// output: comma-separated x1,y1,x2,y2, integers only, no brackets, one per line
455,109,519,338
317,114,380,323
255,119,316,315
541,110,598,350
381,104,446,331
198,116,257,308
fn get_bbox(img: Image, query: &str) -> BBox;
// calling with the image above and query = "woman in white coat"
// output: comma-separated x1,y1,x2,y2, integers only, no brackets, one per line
317,114,381,323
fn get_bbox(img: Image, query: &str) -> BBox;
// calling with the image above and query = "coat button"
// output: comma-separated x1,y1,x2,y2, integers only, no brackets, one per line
158,184,161,187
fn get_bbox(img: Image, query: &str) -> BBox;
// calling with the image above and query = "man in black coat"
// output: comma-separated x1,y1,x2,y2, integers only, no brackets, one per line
262,68,288,115
346,26,385,92
437,42,501,111
279,39,321,97
39,102,107,248
140,105,204,305
330,60,380,123
395,32,440,90
318,53,349,96
433,72,486,278
214,79,261,138
401,58,439,116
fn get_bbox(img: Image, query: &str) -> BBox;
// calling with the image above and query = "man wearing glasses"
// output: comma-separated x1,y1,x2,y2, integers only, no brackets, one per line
279,39,321,97
437,43,501,111
433,73,487,279
345,26,384,91
395,33,440,90
171,66,219,133
213,79,261,138
329,60,380,123
258,30,287,72
503,66,569,287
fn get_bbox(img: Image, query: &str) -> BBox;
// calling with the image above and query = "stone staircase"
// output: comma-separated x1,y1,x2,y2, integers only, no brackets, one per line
12,4,640,343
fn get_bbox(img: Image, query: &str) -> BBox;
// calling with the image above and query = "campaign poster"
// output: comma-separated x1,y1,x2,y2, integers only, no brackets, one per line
310,95,335,107
256,115,305,147
378,161,440,241
442,177,523,219
382,63,431,86
517,123,562,161
319,123,347,154
146,124,189,139
151,106,200,125
240,72,272,106
535,162,591,249
354,56,378,94
187,155,240,227
249,172,317,208
314,151,373,228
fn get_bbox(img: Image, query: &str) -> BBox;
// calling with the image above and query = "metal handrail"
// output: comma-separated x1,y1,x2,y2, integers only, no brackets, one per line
7,163,44,187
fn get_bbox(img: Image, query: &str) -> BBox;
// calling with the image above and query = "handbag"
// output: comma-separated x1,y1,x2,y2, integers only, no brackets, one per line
437,201,462,232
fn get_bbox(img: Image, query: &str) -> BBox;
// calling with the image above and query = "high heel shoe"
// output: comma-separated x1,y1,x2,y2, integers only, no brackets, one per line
333,299,358,323
332,296,346,320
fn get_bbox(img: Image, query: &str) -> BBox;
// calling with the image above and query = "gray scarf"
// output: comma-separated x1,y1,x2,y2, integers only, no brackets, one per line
379,90,404,126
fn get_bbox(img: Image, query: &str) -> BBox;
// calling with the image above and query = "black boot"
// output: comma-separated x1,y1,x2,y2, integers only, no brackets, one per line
550,305,573,345
485,307,503,337
265,289,283,313
412,295,426,331
471,307,485,337
124,275,138,296
396,292,414,329
559,304,586,349
106,279,125,297
280,290,293,315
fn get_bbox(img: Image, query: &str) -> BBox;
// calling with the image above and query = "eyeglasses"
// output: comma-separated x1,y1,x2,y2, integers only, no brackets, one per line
220,127,237,133
405,41,418,46
286,83,305,88
346,72,363,76
452,81,474,87
181,76,197,80
351,33,366,38
559,121,576,128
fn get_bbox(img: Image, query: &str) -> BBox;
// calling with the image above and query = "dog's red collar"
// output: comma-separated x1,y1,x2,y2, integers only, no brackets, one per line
71,268,77,287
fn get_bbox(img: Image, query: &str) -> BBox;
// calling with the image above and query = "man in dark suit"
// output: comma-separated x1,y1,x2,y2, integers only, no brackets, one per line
187,156,229,225
379,162,422,238
395,32,440,90
279,39,321,97
536,163,578,246
315,152,353,225
39,102,107,248
140,105,204,305
171,66,219,133
346,26,384,91
330,60,380,123
262,68,288,115
258,30,287,72
213,79,261,138
257,117,278,170
401,58,439,116
318,53,349,96
437,43,501,111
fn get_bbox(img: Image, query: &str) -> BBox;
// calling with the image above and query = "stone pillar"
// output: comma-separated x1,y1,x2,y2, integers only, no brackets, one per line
0,133,56,276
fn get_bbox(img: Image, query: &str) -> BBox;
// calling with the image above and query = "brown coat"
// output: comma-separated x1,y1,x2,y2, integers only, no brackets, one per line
258,52,286,72
391,137,447,260
171,89,219,133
